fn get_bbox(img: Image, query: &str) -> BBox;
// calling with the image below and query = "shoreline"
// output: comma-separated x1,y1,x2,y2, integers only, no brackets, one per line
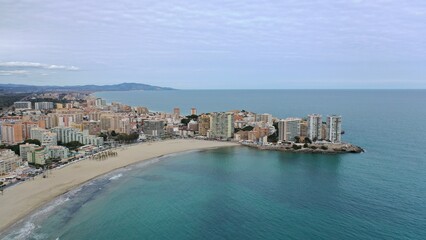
0,139,238,233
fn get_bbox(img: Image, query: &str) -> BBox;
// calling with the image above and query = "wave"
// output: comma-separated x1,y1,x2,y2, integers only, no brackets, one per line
108,173,123,180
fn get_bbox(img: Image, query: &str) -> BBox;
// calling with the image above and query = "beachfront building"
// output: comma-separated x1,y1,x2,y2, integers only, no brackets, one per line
0,122,23,145
46,146,69,160
34,102,54,110
307,114,323,140
14,101,32,110
198,114,210,136
27,146,47,165
30,127,58,146
278,118,302,142
19,143,38,161
0,149,22,175
191,108,197,115
143,120,165,137
326,115,342,143
209,112,234,139
51,127,104,146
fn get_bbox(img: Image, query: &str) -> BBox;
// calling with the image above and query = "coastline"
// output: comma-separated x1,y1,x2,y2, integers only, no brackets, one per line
0,139,238,233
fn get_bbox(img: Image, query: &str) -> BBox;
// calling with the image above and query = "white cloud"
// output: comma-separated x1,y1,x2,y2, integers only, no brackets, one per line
0,70,29,76
0,62,79,71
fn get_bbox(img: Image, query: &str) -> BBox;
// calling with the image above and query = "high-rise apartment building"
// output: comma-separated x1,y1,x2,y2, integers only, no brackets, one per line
198,114,210,136
0,122,23,145
278,118,301,142
326,115,342,143
34,102,54,110
307,114,323,140
209,112,234,139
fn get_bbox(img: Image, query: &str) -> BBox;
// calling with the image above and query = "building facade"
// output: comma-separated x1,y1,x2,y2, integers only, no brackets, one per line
307,114,323,140
278,118,302,142
143,120,165,137
35,102,54,110
14,101,32,110
19,143,38,161
198,114,210,136
27,146,46,165
326,115,342,143
0,122,23,145
0,149,22,175
209,112,234,139
51,127,104,146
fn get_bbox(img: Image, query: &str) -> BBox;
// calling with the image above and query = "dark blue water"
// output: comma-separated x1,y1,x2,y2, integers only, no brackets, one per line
3,90,426,239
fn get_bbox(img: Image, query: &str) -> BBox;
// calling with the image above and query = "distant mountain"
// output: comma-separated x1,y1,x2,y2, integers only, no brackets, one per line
0,82,175,92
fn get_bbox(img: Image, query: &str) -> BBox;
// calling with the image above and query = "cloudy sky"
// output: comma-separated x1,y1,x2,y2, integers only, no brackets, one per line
0,0,425,89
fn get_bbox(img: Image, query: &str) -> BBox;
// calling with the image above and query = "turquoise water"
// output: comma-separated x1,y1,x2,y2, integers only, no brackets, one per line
2,90,426,239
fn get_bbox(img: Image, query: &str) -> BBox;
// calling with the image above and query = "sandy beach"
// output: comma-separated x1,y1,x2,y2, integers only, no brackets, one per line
0,139,238,233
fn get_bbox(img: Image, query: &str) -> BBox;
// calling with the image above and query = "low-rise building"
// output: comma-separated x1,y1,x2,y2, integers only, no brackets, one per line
46,146,69,160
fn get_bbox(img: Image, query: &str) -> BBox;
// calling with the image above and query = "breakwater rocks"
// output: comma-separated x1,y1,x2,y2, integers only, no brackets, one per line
242,142,364,154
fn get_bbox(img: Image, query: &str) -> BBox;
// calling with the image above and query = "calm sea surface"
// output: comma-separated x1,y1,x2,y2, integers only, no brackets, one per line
2,90,426,240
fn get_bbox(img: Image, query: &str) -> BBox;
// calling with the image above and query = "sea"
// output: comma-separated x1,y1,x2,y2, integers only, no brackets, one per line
2,90,425,240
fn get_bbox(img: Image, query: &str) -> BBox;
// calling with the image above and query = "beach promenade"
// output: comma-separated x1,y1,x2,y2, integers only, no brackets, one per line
0,139,238,233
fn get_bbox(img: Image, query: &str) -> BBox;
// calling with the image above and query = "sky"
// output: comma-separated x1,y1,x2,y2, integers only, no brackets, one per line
0,0,425,89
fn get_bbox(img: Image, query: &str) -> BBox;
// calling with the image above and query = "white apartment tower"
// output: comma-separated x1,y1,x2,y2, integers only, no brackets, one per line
307,114,322,140
326,115,342,143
